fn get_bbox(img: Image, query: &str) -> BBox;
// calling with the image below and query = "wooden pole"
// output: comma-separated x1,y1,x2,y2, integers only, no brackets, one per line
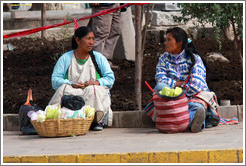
135,5,142,111
41,3,46,39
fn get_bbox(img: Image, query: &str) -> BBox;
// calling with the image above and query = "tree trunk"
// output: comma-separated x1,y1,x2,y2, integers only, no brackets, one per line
135,5,142,111
231,21,243,68
223,22,234,41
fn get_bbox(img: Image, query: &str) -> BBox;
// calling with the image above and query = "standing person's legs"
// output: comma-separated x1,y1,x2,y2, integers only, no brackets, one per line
103,10,121,60
91,7,113,54
188,102,206,133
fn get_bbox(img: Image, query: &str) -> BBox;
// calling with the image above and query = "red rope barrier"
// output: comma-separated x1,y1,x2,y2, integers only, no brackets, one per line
3,3,149,39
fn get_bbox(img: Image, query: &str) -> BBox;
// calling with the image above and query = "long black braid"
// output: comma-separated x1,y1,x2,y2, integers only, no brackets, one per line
90,50,102,77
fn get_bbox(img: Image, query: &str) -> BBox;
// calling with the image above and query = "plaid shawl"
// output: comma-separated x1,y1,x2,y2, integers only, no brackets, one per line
194,91,238,125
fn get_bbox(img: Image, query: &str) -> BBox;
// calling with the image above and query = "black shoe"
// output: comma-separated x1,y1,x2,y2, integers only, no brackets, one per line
205,123,213,128
92,123,104,131
21,127,38,135
191,107,206,133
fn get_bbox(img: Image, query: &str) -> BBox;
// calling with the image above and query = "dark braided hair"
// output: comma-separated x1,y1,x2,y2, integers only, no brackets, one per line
166,27,199,74
72,26,102,77
90,50,102,77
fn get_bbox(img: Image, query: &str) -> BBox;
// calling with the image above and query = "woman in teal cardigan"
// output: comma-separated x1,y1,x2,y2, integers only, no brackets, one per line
49,26,115,131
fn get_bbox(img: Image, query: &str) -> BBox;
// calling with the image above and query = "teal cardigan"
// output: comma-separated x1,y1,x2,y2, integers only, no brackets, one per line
51,50,115,90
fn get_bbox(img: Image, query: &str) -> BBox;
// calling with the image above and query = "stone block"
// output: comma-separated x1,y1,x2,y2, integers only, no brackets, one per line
11,11,27,19
120,152,148,163
3,115,7,130
151,11,181,26
118,111,141,128
148,151,178,163
112,111,120,128
179,150,208,163
145,30,165,44
21,156,49,163
140,111,155,127
208,149,238,163
217,106,238,119
78,154,120,163
237,105,243,122
49,155,77,163
4,114,19,131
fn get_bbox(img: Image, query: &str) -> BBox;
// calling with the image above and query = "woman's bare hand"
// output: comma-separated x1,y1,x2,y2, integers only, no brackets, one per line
176,81,185,87
86,80,100,86
71,82,85,89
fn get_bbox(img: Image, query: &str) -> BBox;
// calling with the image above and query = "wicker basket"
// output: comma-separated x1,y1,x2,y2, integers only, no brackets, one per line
31,116,94,137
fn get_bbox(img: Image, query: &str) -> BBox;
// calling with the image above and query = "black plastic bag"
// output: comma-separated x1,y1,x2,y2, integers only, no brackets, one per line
19,101,42,135
61,95,85,110
205,111,220,128
19,88,42,135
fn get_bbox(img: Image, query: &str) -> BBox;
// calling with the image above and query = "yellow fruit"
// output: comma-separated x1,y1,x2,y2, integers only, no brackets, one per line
174,87,182,96
160,86,182,97
84,106,95,118
162,87,171,96
45,105,60,119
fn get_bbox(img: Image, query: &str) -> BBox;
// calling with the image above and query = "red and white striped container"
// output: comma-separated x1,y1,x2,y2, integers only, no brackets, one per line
153,92,189,133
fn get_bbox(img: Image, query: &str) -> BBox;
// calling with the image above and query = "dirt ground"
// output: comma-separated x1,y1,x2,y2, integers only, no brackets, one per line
3,36,243,114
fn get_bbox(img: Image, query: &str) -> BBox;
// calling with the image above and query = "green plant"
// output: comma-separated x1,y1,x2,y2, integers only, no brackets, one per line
31,36,39,41
61,12,73,40
51,13,72,63
51,52,60,63
173,3,243,67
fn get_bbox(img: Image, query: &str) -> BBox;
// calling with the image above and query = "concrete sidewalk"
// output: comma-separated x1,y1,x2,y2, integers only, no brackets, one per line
3,123,244,163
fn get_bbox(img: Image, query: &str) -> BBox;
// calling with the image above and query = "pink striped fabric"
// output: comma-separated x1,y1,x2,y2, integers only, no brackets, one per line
153,93,189,133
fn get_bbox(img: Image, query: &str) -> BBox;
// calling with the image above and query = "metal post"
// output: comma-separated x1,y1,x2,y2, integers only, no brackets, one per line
41,3,46,39
135,5,142,111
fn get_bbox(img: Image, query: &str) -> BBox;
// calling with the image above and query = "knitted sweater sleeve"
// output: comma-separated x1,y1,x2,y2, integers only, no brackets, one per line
94,51,115,89
155,53,176,88
51,51,73,90
184,55,210,96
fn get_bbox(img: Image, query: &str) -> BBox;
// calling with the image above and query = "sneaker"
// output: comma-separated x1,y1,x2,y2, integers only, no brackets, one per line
93,123,104,131
190,107,206,133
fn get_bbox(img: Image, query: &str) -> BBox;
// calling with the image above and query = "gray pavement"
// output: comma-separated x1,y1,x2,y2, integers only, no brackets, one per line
3,123,244,156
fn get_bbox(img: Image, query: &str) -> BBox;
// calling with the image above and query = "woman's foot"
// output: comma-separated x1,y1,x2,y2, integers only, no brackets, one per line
92,123,104,131
190,107,206,133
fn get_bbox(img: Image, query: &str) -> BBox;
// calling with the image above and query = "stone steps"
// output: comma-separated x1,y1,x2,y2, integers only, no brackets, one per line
3,105,243,131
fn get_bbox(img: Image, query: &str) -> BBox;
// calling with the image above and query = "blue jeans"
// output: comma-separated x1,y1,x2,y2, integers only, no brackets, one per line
188,102,206,131
154,82,206,131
